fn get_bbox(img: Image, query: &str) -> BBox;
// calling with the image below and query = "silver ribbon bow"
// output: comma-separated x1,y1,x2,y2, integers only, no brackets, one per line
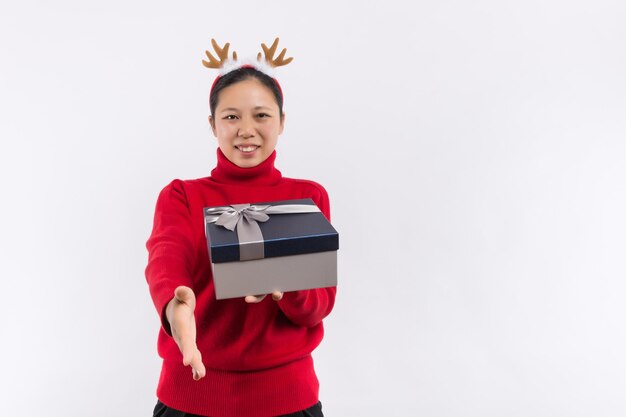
205,203,321,261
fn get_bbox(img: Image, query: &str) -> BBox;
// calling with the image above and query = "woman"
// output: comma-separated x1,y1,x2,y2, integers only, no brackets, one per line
146,39,335,417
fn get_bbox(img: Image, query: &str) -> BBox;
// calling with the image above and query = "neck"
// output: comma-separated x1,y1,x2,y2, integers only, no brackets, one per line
210,148,282,186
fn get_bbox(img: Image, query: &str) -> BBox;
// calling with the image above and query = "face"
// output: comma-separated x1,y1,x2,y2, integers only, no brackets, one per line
209,78,285,168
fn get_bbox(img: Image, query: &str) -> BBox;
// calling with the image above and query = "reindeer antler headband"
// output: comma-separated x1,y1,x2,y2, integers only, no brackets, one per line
203,37,293,97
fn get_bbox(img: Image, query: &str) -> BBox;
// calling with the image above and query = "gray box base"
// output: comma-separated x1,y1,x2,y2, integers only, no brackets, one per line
212,250,337,300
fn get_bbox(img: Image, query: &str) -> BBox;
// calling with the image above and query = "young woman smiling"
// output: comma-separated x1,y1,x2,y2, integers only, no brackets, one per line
146,41,334,417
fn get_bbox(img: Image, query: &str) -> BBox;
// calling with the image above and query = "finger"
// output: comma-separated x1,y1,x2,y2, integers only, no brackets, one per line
181,346,196,366
175,286,196,308
193,362,206,380
271,291,283,301
245,294,267,303
178,333,198,366
191,350,206,381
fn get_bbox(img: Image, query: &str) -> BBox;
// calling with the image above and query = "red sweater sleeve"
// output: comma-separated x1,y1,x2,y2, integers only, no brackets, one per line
145,180,196,334
277,182,337,327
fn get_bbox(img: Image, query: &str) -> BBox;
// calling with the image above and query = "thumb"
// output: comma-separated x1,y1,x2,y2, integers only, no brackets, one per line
175,286,196,307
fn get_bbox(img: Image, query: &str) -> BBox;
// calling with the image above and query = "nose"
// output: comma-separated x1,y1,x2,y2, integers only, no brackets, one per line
238,119,255,139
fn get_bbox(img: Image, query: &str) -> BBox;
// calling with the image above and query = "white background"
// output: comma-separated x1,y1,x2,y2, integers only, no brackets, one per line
1,1,625,416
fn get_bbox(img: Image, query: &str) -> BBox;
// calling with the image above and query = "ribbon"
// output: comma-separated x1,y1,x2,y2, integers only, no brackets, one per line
205,203,321,261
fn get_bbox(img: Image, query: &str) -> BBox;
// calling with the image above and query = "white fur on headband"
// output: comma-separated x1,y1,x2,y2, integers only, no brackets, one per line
219,57,277,78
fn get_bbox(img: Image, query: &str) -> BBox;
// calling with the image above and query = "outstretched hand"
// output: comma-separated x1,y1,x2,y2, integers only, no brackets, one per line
245,291,284,304
165,286,206,381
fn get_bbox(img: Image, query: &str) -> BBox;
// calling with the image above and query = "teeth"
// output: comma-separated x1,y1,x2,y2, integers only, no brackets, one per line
238,146,258,152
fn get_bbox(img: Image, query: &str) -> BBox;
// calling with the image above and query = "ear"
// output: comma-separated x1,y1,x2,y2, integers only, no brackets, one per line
278,112,285,135
208,115,217,137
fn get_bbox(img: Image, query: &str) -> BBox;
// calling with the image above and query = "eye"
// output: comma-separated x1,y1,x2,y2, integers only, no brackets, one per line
256,113,271,119
223,115,238,120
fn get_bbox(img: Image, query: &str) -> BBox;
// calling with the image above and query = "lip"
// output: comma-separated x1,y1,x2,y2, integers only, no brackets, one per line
235,144,261,155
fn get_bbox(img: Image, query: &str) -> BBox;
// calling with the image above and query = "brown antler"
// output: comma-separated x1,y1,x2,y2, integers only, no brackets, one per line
257,37,293,67
202,39,237,68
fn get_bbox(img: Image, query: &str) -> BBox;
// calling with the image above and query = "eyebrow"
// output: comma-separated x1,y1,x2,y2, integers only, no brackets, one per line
219,106,274,113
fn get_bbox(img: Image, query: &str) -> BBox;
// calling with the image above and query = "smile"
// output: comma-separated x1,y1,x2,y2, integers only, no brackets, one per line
236,145,260,153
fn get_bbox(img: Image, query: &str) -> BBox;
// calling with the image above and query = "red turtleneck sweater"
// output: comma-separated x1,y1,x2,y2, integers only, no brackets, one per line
145,149,335,417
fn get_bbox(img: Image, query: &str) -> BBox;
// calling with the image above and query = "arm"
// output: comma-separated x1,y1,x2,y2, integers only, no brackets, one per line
145,180,196,334
277,287,336,327
145,180,206,380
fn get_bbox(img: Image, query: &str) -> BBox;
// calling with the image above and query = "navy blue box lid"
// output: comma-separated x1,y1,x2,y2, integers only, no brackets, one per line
204,198,339,263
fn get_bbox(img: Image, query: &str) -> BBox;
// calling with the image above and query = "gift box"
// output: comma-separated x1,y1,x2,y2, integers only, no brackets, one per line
204,198,339,299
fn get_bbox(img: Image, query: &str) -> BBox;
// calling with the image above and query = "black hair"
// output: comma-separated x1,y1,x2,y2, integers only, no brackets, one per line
209,66,284,117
